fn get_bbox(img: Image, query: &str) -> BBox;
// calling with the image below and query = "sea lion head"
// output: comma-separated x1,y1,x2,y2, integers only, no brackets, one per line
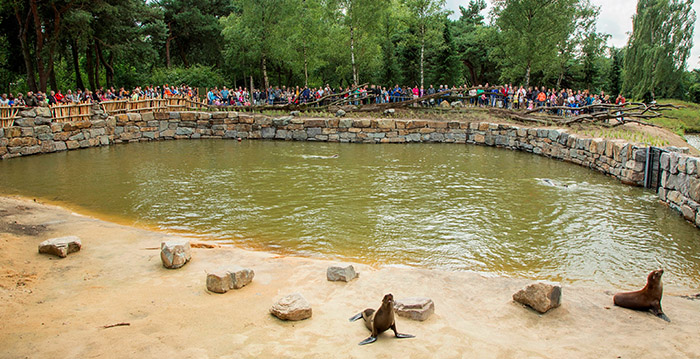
382,293,394,304
647,269,664,287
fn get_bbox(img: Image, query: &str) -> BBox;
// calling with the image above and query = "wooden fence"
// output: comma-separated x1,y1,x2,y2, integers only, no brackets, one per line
1,105,20,128
50,102,93,122
101,96,203,116
0,96,205,128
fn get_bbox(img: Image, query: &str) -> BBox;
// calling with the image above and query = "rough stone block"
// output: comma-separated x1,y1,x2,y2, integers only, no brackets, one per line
326,264,358,282
394,297,435,321
513,281,562,314
35,106,51,118
38,236,82,258
681,204,695,221
206,267,255,293
160,240,191,269
270,293,312,321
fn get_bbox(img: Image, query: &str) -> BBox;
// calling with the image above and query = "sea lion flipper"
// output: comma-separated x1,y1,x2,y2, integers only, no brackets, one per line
349,313,363,322
651,306,671,322
390,324,415,339
358,336,377,345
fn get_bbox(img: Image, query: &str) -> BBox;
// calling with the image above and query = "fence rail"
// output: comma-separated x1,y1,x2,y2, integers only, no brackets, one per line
101,96,203,116
1,105,19,128
50,102,93,122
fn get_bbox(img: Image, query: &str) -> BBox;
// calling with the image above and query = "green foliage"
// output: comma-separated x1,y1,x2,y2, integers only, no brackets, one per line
150,65,226,88
0,0,695,103
492,0,581,87
623,0,696,100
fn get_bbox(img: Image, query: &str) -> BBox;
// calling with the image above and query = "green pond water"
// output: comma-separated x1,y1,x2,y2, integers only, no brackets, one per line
1,140,700,290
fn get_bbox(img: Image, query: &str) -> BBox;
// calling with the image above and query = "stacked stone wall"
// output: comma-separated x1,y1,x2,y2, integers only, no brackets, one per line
657,151,700,226
1,110,695,227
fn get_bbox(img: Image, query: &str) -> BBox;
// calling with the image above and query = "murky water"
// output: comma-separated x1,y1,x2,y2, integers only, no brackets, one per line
1,140,699,289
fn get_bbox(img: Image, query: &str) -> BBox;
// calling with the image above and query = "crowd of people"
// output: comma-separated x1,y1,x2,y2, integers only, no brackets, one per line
2,82,625,118
205,83,626,114
0,84,198,107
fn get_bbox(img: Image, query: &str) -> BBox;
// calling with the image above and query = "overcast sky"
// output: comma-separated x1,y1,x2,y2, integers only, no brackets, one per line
444,0,700,70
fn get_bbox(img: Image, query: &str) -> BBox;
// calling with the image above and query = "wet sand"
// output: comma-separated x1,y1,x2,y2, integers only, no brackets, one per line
1,196,699,359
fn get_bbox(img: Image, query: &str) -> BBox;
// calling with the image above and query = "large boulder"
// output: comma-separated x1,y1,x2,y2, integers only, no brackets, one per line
38,236,82,258
160,240,191,269
326,264,358,282
270,293,312,321
206,267,255,293
513,282,562,314
394,297,435,321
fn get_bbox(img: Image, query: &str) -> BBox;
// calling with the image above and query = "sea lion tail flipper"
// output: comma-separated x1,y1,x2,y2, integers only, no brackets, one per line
349,313,363,322
358,336,377,345
658,312,671,322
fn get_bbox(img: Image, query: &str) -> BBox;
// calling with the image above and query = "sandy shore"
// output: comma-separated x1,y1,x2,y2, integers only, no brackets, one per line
1,196,699,359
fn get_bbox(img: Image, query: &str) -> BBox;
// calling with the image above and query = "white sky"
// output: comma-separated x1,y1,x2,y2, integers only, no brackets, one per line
444,0,700,70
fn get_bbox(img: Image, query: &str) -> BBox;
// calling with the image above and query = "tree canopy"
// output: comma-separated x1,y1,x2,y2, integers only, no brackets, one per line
0,0,697,102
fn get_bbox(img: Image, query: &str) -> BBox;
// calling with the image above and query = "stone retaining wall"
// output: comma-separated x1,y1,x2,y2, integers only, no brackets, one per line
1,110,695,227
657,151,700,226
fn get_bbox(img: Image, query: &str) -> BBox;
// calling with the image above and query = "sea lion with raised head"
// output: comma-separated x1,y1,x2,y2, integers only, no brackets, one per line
349,293,415,345
613,269,670,322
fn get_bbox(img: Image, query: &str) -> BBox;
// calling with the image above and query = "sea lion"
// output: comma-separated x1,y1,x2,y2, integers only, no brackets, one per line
541,178,569,188
613,269,670,322
349,293,415,345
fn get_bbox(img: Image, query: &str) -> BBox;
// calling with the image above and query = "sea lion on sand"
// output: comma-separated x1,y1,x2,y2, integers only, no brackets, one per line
349,293,415,345
613,269,670,322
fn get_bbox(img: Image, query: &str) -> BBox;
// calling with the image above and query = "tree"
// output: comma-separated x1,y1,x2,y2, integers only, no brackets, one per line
430,18,461,86
402,0,446,90
492,0,580,87
607,47,624,96
452,1,498,86
579,31,610,91
623,0,695,100
334,0,388,86
221,0,287,90
158,0,230,69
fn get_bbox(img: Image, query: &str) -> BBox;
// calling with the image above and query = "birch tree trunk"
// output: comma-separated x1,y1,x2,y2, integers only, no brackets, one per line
350,25,358,86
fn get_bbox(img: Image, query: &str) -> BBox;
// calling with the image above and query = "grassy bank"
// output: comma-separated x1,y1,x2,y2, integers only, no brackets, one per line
651,99,700,135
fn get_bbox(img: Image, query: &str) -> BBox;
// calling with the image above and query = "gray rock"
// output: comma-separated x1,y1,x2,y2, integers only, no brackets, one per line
206,267,255,293
19,109,37,118
394,297,435,321
290,111,301,117
34,117,52,126
38,236,82,258
326,264,358,282
160,240,191,269
35,106,52,118
451,101,463,108
513,281,562,314
335,109,346,118
270,293,312,321
14,118,35,127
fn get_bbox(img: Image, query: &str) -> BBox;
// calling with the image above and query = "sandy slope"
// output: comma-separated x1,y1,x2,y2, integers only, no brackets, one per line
1,196,699,359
